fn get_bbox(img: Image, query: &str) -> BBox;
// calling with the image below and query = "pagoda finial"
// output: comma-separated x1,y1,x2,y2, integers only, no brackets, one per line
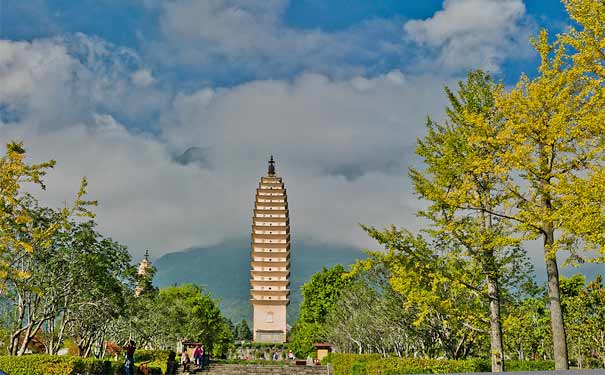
268,155,276,176
144,249,149,261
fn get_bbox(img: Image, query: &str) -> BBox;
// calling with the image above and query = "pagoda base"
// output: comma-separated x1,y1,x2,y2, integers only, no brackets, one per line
253,304,287,343
255,330,286,344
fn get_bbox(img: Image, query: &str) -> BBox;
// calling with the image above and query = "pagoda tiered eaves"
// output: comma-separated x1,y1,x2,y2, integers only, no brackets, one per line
250,156,290,343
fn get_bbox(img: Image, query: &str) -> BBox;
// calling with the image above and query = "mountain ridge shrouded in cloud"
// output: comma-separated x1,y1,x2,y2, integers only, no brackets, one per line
152,238,366,323
151,238,605,324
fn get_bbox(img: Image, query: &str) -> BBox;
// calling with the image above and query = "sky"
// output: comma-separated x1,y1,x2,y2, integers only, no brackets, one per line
0,0,576,265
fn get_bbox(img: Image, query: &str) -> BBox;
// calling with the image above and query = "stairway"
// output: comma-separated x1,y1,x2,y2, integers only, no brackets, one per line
177,363,329,375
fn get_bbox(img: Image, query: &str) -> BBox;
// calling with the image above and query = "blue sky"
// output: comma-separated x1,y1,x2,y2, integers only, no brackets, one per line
0,0,591,282
0,0,570,86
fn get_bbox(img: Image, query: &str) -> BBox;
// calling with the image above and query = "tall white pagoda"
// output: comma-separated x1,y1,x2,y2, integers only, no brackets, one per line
250,156,290,343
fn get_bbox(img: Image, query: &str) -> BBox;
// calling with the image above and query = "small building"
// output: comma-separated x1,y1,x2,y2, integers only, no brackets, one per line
313,343,332,362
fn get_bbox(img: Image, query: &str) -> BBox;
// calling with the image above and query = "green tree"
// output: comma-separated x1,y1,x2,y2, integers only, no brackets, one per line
2,211,133,356
562,274,605,368
129,284,232,356
291,265,351,358
503,297,551,361
234,320,252,341
299,265,351,323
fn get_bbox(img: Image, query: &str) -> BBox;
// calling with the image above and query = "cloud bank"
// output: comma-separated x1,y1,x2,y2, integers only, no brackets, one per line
404,0,534,73
0,0,538,258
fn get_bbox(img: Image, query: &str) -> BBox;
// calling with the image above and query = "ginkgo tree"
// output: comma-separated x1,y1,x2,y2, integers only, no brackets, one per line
493,30,605,369
0,142,95,289
410,70,519,372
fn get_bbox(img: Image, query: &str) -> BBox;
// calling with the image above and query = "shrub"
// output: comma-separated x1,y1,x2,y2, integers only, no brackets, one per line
0,355,115,375
323,353,382,375
323,354,491,375
134,349,173,363
364,357,489,375
505,360,554,371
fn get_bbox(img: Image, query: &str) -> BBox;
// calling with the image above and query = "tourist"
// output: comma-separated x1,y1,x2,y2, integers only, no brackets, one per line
123,340,136,375
194,345,203,366
201,344,208,369
288,350,294,361
273,350,279,361
181,350,191,371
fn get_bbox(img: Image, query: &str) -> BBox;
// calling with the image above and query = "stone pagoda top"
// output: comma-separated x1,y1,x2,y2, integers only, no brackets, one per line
267,155,276,176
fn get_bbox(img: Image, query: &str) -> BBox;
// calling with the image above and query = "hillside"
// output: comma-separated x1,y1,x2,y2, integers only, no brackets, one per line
153,238,366,323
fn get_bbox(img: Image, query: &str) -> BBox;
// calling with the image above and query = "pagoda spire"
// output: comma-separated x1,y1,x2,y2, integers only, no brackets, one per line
268,155,276,176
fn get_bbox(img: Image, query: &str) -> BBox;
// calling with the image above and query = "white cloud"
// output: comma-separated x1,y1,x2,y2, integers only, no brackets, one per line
144,0,406,79
0,0,539,259
0,36,452,258
404,0,535,73
0,35,168,129
131,69,155,87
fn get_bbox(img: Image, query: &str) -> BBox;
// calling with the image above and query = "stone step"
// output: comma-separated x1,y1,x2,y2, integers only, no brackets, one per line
197,364,328,375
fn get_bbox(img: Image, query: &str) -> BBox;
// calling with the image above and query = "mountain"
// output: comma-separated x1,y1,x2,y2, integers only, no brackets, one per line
153,238,366,323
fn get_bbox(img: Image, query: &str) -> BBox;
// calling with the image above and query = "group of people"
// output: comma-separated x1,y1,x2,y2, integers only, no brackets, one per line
181,344,207,371
122,340,208,374
271,349,294,361
242,349,294,361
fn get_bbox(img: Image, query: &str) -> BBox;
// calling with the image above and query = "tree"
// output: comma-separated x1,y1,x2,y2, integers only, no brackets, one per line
503,297,551,361
234,320,252,341
2,212,133,356
127,284,233,356
299,264,351,323
0,142,94,290
561,274,605,369
291,265,351,358
494,31,605,368
410,70,523,371
60,222,132,357
358,227,488,359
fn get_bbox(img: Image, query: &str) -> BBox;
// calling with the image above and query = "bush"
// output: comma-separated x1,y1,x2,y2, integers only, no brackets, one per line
134,349,173,363
133,349,174,374
364,357,489,375
323,354,491,375
323,353,382,375
505,360,554,371
0,355,115,375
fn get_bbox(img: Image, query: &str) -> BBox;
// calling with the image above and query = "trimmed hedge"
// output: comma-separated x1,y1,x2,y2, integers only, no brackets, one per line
0,355,117,375
133,350,174,374
505,360,554,371
363,357,489,375
323,354,382,375
0,352,170,375
323,353,556,375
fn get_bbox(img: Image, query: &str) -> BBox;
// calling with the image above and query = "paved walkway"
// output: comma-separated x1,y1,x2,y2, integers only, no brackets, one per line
440,371,605,375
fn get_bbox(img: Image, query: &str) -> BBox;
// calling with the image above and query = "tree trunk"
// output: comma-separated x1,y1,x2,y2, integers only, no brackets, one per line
544,225,569,369
487,275,505,372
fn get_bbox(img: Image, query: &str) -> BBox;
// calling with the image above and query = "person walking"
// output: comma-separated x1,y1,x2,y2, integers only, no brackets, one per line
123,340,136,375
200,344,208,369
181,350,191,372
193,345,203,367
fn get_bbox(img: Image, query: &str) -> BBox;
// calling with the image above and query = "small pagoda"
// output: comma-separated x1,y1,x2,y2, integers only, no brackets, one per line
135,250,154,297
250,156,290,343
